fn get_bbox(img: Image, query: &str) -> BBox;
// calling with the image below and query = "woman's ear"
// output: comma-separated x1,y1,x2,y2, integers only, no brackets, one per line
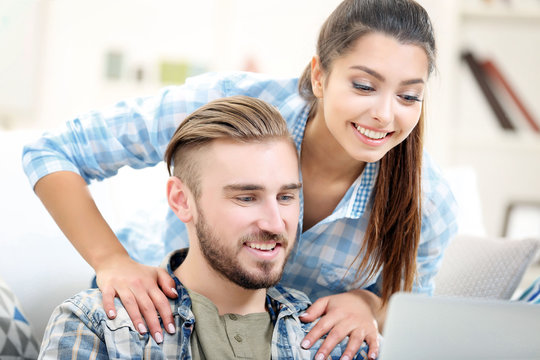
167,176,194,223
311,56,324,98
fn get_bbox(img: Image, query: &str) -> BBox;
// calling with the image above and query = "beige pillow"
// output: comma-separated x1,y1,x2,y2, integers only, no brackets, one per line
433,235,540,299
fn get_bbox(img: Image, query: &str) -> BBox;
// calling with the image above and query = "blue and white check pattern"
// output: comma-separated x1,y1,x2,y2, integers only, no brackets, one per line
39,250,369,360
22,71,458,300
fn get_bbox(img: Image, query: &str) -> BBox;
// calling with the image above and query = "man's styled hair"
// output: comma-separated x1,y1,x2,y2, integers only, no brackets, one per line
164,95,295,199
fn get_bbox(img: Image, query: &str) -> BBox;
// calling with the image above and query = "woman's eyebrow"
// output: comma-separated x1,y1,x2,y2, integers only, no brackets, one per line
350,65,425,85
351,65,385,81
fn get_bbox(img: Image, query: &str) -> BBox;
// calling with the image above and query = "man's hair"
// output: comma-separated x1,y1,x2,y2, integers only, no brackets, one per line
164,95,295,199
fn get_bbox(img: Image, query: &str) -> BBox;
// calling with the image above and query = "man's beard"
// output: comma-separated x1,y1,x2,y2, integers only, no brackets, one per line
195,210,289,289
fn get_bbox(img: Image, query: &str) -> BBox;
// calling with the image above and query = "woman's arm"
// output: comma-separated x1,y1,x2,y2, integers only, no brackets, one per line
23,72,299,344
34,171,177,343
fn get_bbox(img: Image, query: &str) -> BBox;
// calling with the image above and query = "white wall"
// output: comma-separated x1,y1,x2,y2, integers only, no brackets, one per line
25,0,342,130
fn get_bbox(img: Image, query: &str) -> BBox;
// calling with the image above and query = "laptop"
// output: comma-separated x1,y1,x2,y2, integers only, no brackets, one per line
379,292,540,360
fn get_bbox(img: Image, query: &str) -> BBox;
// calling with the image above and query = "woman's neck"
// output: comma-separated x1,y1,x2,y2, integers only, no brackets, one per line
300,111,366,230
301,112,365,184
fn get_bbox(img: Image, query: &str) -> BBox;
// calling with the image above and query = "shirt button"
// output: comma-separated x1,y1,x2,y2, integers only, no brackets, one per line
234,334,243,342
228,314,238,320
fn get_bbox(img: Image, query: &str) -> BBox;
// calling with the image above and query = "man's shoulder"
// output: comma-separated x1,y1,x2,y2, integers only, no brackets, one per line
268,284,311,311
61,289,137,331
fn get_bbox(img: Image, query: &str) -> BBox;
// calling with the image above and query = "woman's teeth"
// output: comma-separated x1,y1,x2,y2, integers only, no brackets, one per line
246,242,276,251
355,124,388,140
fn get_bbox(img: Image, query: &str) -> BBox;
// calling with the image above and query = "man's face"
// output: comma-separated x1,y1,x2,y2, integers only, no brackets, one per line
193,138,301,289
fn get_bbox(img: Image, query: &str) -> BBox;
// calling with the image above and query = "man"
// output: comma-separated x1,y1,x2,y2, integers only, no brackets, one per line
38,96,368,359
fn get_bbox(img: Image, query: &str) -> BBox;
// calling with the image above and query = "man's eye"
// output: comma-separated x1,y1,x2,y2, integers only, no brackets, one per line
352,82,374,92
236,196,255,202
278,194,295,202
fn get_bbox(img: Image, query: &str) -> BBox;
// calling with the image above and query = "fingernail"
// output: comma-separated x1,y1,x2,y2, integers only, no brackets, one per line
154,332,163,344
315,354,325,360
342,356,350,360
137,323,147,334
107,310,116,318
301,339,311,349
167,323,176,334
299,312,309,317
171,287,178,296
369,353,377,359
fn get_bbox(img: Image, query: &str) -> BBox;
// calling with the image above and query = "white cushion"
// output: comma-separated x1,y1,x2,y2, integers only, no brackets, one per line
433,235,540,299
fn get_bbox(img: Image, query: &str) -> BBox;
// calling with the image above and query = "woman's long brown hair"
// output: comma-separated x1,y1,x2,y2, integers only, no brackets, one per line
298,0,435,304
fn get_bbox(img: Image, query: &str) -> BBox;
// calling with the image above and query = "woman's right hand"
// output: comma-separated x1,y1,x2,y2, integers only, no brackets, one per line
33,172,178,342
96,254,178,344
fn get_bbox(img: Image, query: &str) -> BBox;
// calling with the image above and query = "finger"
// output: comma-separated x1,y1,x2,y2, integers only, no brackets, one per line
340,329,368,360
301,314,339,349
364,331,380,360
115,287,147,335
132,289,163,344
157,269,178,299
300,297,330,323
313,322,359,360
100,285,118,319
149,288,175,334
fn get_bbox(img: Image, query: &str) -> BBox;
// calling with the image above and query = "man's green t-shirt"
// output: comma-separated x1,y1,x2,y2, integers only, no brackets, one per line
187,289,273,359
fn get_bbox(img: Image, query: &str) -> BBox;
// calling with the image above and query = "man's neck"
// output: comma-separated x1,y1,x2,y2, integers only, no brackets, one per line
174,251,268,316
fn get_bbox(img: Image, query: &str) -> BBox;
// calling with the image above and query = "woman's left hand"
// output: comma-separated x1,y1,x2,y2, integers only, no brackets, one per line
299,289,383,360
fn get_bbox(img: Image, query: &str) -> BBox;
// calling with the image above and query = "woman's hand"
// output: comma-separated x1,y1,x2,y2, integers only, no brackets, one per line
96,254,178,344
299,289,384,360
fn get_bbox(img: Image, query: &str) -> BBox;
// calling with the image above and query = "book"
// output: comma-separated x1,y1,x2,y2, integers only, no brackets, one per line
481,59,540,133
461,51,516,131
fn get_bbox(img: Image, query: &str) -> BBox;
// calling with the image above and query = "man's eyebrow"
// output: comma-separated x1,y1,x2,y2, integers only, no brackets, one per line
281,183,302,191
223,183,302,192
350,65,425,85
223,184,264,192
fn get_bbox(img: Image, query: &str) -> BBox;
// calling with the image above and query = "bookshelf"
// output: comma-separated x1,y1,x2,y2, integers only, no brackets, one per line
450,0,540,237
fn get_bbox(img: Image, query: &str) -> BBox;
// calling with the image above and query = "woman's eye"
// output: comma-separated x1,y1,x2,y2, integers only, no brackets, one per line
400,94,422,103
352,82,374,92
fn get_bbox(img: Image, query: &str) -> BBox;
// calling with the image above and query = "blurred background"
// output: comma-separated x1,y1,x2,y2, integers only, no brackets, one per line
1,0,539,342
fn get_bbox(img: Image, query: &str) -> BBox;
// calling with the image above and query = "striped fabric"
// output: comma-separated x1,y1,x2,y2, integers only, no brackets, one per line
520,276,540,303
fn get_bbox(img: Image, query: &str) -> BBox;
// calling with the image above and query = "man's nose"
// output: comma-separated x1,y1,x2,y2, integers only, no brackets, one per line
256,200,286,235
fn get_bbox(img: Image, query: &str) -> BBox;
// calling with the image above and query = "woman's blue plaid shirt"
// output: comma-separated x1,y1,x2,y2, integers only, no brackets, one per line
23,71,459,301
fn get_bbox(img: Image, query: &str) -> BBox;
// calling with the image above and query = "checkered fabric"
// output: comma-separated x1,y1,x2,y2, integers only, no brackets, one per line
0,277,39,359
22,71,458,300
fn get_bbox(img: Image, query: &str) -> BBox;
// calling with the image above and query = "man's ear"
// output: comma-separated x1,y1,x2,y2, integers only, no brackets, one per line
167,176,194,223
311,56,324,98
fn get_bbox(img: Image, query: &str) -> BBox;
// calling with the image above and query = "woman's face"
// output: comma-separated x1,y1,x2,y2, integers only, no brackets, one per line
311,32,429,163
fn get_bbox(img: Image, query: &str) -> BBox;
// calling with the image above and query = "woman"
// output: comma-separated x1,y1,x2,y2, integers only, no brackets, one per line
23,0,457,358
